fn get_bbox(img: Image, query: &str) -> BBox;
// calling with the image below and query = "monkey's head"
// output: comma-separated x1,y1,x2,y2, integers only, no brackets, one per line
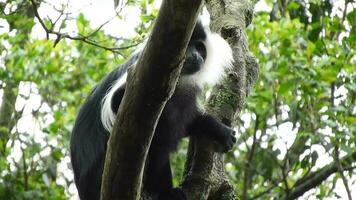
179,21,234,88
182,21,207,75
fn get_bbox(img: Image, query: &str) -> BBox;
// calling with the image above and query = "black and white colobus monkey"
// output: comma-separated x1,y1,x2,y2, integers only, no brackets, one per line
70,21,236,200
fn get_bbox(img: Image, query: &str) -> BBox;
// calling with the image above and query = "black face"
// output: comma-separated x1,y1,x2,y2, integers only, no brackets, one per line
182,40,207,75
181,21,207,75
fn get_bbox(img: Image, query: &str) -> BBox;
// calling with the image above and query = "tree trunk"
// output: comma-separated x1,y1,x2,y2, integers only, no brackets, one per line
182,0,259,199
100,0,203,199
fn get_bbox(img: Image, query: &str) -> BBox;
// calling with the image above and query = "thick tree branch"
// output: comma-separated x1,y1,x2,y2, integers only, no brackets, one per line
284,152,356,200
100,0,203,199
182,0,259,199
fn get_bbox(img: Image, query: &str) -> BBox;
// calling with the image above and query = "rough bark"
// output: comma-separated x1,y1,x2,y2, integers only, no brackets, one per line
182,0,259,199
100,0,203,199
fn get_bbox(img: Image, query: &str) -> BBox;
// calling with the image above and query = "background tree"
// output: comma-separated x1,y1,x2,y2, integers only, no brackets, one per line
0,0,355,199
234,0,356,199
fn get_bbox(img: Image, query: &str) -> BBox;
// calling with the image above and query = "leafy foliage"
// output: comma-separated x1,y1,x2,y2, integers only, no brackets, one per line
0,0,355,199
0,1,152,199
225,0,356,199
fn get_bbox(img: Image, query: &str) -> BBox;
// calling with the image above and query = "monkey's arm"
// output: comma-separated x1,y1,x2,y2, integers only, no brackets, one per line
187,114,236,152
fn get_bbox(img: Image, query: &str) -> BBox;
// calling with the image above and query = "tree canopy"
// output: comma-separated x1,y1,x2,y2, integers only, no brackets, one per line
0,0,355,199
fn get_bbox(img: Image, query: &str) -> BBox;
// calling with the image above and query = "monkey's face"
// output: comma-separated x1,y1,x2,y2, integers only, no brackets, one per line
181,40,207,75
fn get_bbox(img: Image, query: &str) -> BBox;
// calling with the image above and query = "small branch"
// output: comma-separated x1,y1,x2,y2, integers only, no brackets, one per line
48,1,68,30
250,185,279,200
242,115,259,199
334,146,352,200
321,37,330,56
281,148,290,198
293,164,312,187
29,0,137,54
86,13,120,38
284,152,356,199
330,83,352,200
341,0,349,24
20,145,29,190
266,119,290,129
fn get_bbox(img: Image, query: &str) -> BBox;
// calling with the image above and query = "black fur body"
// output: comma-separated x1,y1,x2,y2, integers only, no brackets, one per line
70,22,236,200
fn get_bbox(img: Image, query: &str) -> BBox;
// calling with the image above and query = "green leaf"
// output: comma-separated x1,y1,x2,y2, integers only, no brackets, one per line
278,81,294,95
76,13,89,33
288,2,300,10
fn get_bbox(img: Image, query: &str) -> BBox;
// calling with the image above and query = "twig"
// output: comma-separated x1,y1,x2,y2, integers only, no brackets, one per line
334,145,353,200
250,185,279,200
330,83,352,200
281,147,291,198
20,145,29,190
242,115,259,199
341,0,349,23
29,0,139,54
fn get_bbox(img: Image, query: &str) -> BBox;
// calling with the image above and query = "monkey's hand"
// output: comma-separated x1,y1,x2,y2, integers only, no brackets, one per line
188,114,237,152
214,123,236,153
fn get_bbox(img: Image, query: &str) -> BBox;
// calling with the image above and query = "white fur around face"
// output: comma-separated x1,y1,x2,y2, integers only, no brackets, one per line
101,72,127,131
101,31,234,132
180,32,234,88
